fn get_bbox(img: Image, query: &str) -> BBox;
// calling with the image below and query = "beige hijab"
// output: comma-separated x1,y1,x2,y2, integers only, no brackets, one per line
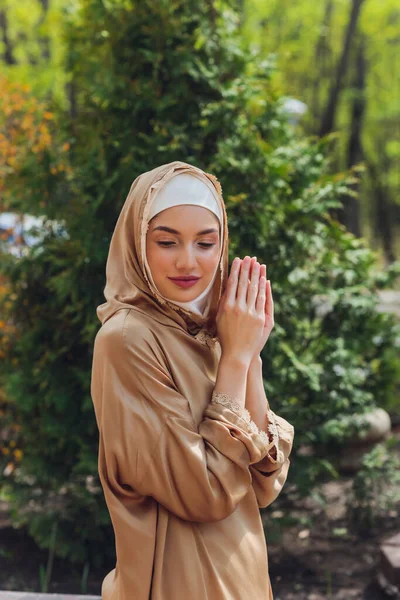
96,161,229,337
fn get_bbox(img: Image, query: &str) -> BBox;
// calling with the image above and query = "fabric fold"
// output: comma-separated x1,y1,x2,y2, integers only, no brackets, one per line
94,310,279,523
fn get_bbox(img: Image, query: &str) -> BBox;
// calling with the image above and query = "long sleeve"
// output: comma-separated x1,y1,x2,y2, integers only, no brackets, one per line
91,320,277,524
249,410,295,509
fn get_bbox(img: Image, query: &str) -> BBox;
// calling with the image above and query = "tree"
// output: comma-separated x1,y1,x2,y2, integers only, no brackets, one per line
242,0,400,263
319,0,366,138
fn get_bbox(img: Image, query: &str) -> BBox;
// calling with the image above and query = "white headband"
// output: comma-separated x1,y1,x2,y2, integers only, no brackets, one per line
148,172,223,223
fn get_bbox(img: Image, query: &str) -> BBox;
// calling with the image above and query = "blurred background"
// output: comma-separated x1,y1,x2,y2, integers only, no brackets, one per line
0,1,399,598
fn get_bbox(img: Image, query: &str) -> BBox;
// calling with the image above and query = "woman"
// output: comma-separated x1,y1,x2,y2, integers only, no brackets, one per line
91,160,295,600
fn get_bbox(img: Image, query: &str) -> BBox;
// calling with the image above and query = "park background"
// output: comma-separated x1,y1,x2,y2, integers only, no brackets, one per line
0,0,399,598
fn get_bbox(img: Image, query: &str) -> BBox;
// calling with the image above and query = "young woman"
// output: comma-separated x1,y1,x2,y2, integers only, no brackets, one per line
91,160,295,600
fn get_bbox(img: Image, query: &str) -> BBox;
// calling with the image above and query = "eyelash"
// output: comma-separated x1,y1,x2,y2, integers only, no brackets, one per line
157,242,216,249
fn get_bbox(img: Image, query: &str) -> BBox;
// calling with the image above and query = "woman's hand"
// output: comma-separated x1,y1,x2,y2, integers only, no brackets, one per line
216,256,267,366
248,257,274,361
217,256,274,364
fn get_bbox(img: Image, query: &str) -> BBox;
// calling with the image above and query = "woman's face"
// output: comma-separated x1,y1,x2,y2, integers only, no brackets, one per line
146,205,221,302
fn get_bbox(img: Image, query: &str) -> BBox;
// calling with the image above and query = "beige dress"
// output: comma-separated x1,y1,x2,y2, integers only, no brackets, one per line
91,307,295,600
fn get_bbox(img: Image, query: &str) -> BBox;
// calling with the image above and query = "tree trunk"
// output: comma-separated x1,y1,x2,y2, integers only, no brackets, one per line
319,0,366,137
37,0,51,61
0,10,16,65
367,158,396,265
339,33,367,236
310,0,334,133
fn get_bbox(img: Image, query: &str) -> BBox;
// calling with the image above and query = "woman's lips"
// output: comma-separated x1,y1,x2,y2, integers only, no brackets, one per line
168,278,200,289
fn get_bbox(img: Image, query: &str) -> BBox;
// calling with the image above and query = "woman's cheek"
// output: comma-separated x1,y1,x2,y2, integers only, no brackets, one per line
202,252,220,278
156,251,173,274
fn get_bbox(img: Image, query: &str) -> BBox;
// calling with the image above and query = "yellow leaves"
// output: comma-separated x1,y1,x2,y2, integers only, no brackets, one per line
6,156,17,167
50,163,66,175
226,192,249,205
3,105,13,117
14,449,23,461
1,445,22,468
0,74,68,192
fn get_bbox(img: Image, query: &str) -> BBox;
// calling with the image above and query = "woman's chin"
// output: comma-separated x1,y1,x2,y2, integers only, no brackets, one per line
161,280,208,302
166,290,200,302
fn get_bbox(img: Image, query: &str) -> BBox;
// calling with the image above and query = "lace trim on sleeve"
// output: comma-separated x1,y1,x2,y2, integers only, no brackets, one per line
211,391,280,452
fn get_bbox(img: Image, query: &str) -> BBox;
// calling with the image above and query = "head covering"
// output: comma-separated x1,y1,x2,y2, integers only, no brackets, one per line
143,172,223,318
96,161,229,337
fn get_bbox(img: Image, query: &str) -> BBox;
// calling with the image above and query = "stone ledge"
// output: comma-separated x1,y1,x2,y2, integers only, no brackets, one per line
0,593,101,600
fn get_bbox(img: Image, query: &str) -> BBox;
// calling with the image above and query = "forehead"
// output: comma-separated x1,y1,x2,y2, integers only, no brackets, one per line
149,205,220,230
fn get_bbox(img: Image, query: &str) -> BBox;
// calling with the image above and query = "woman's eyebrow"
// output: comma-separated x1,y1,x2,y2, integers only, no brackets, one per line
152,226,219,235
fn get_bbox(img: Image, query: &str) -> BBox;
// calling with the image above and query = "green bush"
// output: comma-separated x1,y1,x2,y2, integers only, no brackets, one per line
346,436,400,530
1,0,399,566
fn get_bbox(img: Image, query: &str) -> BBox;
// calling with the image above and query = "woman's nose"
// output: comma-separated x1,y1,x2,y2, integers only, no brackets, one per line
175,247,197,270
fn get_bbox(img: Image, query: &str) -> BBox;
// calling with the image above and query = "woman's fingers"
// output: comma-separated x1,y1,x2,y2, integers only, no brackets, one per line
259,264,267,314
247,261,260,309
249,256,257,279
266,278,274,322
256,276,267,313
224,256,271,320
225,257,241,305
237,256,251,306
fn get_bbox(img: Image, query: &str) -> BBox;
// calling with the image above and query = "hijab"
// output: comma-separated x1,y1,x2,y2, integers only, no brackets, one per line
96,161,229,338
143,172,223,318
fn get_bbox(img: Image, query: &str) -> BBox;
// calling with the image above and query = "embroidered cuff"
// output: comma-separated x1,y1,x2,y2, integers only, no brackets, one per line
210,391,280,457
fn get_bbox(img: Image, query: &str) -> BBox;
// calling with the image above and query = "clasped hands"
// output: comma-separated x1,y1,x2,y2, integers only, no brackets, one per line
216,255,275,364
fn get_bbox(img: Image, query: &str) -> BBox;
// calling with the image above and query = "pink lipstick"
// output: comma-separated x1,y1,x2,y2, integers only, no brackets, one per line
168,277,200,289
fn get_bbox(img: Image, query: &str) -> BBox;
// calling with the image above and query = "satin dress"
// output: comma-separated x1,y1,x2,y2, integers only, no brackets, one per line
91,308,295,599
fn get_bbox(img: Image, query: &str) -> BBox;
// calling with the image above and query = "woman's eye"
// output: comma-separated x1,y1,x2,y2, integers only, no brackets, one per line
156,242,216,248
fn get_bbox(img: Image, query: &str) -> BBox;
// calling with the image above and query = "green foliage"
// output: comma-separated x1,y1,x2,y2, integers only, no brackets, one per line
243,0,400,257
0,0,68,107
346,436,400,530
0,0,399,567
